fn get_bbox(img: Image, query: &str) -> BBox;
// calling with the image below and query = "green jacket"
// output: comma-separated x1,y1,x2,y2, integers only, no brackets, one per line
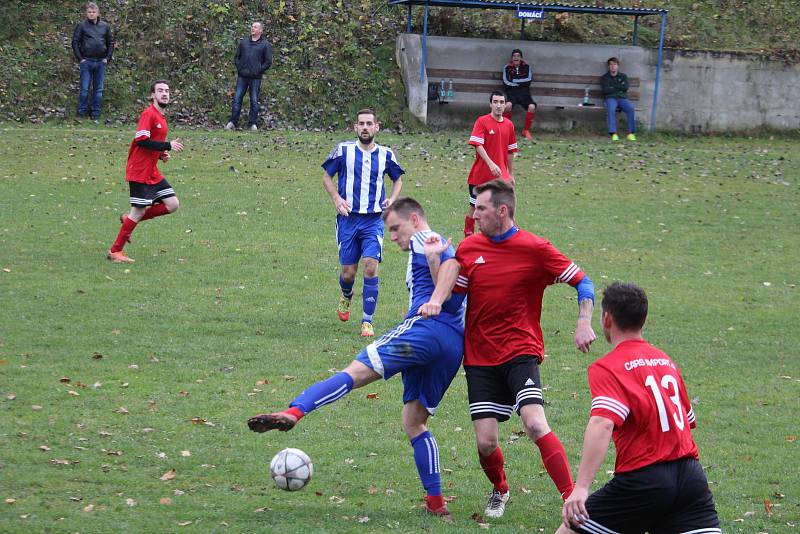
601,71,629,99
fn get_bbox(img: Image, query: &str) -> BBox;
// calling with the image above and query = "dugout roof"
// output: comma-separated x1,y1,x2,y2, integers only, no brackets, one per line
390,0,669,130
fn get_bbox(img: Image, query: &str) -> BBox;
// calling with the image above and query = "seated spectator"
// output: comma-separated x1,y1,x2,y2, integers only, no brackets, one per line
502,49,537,140
601,57,636,141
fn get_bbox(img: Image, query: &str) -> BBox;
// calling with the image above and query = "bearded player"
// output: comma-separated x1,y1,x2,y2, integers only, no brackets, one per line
107,80,184,263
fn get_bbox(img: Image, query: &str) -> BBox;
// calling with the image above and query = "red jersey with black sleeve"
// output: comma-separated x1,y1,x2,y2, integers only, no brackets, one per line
467,114,517,185
588,339,700,474
453,228,585,366
125,104,168,184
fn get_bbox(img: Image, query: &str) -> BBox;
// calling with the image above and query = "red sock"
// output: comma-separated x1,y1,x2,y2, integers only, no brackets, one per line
478,447,509,494
140,203,170,221
535,432,574,499
524,111,535,131
425,494,445,508
464,215,475,237
284,406,305,421
110,216,137,253
503,110,513,121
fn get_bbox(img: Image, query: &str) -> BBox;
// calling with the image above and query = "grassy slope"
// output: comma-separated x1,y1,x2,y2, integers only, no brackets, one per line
0,124,798,532
0,1,799,128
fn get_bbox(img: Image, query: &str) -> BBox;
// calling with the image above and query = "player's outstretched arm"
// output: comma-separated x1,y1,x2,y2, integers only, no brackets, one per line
561,416,613,529
418,260,460,318
322,171,350,216
575,298,596,352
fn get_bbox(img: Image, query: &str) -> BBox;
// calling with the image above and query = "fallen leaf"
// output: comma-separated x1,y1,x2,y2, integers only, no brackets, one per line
59,377,71,383
230,484,244,492
366,393,379,399
178,521,192,526
39,445,51,451
471,512,484,522
5,498,16,504
121,382,129,388
283,375,296,380
68,390,80,396
191,417,206,425
5,393,15,400
178,391,189,397
786,435,797,443
254,507,268,513
50,459,72,465
173,490,185,496
31,405,42,411
520,486,531,494
180,450,191,457
367,485,378,494
126,498,136,507
157,452,167,459
255,379,270,386
69,496,82,501
83,504,94,512
744,511,755,517
764,499,774,517
115,407,129,414
160,497,172,505
160,469,177,481
358,516,369,523
92,352,103,359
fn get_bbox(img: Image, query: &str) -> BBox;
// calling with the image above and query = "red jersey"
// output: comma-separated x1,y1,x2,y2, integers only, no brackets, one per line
453,228,584,366
125,104,168,184
467,113,517,185
588,339,699,474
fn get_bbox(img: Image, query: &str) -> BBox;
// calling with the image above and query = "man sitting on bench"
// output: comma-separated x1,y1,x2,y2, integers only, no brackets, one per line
601,57,637,142
502,49,537,140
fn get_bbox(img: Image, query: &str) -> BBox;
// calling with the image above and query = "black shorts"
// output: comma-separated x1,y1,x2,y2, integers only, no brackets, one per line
465,355,543,421
129,179,175,208
468,184,479,206
505,89,536,110
574,457,721,534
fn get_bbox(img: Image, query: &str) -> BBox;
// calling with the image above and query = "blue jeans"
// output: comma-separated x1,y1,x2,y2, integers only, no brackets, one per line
604,97,636,134
229,76,262,126
78,59,107,118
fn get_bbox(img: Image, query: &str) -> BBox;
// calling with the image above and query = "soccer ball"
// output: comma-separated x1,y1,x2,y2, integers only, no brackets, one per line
269,448,313,491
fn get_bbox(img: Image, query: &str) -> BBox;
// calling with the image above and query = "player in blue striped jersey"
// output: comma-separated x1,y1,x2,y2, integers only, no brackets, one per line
321,109,404,337
249,198,464,518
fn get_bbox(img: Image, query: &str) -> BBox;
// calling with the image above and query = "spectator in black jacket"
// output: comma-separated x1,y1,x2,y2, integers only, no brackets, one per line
72,2,113,120
225,22,273,131
502,49,537,140
601,57,636,141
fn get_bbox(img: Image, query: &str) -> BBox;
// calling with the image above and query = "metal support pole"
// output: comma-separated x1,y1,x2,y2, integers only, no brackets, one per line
520,18,526,40
649,13,667,132
420,2,429,82
632,15,639,45
407,4,412,33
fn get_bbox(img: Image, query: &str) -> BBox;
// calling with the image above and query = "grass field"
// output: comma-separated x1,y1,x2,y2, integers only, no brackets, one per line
0,123,798,533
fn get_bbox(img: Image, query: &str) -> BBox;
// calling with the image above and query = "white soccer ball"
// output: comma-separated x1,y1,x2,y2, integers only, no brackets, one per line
269,448,313,491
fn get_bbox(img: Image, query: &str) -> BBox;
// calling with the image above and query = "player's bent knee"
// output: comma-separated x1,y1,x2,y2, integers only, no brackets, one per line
165,198,179,213
343,360,380,387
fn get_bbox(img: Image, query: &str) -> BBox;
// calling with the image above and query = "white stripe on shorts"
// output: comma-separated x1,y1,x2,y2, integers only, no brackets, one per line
365,343,385,377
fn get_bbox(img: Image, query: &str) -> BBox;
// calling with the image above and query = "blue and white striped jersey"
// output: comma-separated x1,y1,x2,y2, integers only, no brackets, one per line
322,141,404,214
405,230,465,332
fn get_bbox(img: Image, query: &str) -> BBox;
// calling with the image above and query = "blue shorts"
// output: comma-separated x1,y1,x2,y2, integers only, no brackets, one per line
356,315,464,413
336,213,384,265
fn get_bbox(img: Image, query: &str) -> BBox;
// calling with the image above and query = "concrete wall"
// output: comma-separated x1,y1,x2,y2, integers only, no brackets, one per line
396,34,800,132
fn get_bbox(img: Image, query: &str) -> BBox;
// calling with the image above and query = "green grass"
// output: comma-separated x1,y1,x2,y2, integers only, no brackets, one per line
0,124,798,533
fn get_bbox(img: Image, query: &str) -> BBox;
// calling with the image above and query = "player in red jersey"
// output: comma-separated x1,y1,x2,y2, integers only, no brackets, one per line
420,179,596,519
463,91,517,237
559,282,720,534
107,80,184,263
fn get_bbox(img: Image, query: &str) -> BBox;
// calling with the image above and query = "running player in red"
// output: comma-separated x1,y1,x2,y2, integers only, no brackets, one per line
463,91,517,237
107,80,184,263
420,179,596,519
559,282,720,534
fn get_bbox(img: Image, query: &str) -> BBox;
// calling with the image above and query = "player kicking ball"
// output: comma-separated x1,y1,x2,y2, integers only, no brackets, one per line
249,198,464,519
558,282,720,534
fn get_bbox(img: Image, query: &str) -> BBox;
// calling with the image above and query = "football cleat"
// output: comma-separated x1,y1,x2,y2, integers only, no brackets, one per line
360,321,374,337
107,250,135,263
248,412,298,433
611,133,620,141
337,296,351,321
522,129,533,139
627,133,637,141
425,502,452,519
484,489,510,519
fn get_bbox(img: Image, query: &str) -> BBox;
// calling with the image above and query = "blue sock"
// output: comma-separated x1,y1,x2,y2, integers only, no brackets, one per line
362,276,379,322
339,275,354,300
289,372,354,415
411,431,442,496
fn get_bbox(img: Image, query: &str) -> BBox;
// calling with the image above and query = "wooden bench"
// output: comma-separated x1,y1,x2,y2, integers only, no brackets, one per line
427,67,640,110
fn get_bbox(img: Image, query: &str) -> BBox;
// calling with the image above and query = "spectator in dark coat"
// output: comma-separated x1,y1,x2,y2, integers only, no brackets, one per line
72,2,114,120
225,22,273,131
601,57,636,141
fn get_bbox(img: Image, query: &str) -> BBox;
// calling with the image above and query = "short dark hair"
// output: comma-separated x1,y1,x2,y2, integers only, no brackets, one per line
356,108,377,123
489,90,506,102
511,48,523,57
607,57,619,66
382,197,426,221
149,79,169,94
601,282,648,331
474,178,515,219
